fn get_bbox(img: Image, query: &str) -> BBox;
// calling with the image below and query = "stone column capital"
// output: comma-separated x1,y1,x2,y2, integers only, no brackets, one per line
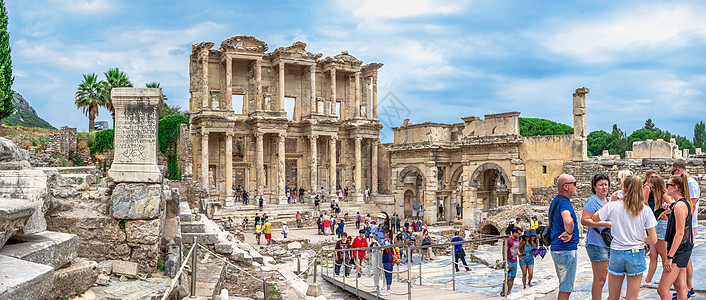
226,132,234,137
354,136,362,142
310,134,318,141
279,61,284,68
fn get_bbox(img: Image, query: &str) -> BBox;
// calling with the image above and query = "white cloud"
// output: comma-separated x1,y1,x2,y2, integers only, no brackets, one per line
342,0,468,20
538,5,706,63
49,0,114,14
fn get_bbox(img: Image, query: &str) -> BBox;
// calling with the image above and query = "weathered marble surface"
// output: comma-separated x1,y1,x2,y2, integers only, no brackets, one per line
111,183,162,220
0,198,35,249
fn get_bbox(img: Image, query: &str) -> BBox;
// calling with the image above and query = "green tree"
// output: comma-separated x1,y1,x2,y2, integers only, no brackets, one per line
0,0,13,128
102,68,132,127
693,121,706,150
643,118,658,131
145,82,167,101
519,117,573,137
158,114,188,179
160,103,185,118
628,128,655,145
607,124,629,156
587,130,610,156
75,74,108,131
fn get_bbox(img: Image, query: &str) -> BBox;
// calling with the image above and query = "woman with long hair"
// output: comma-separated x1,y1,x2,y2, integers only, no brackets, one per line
581,173,612,300
657,175,694,300
421,229,434,260
593,175,657,300
643,170,657,206
519,230,538,288
611,170,633,201
644,175,673,286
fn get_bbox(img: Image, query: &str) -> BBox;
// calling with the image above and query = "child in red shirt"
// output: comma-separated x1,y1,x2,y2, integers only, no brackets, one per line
351,229,369,277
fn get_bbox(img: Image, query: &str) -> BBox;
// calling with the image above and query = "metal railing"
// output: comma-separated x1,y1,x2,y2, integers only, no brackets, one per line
319,234,510,299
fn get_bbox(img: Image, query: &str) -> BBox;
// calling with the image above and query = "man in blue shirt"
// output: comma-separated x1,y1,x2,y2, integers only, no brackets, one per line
451,231,470,272
548,174,579,300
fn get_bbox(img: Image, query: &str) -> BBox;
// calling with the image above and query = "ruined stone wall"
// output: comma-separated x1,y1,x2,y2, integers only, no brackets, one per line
520,134,574,197
48,126,77,156
392,123,453,144
632,139,680,159
462,112,520,137
176,124,193,179
378,143,391,194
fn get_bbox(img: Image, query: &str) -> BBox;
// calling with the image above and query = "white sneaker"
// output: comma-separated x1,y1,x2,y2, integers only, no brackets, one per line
380,290,392,296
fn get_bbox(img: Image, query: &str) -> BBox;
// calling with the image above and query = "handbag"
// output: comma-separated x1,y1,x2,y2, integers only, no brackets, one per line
593,227,613,247
541,199,562,247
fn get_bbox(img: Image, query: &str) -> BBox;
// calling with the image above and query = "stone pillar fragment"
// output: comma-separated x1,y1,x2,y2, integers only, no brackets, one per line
330,68,336,116
225,132,233,200
277,133,286,204
371,139,378,195
107,88,163,183
572,87,589,161
329,137,337,197
202,50,209,108
255,59,262,111
372,73,378,119
225,55,232,109
310,65,317,114
201,131,209,192
256,133,264,191
279,61,285,113
354,72,361,118
354,137,362,195
310,135,318,193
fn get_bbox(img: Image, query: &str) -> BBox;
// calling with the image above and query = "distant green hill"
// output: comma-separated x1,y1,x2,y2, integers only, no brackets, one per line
519,117,573,137
1,91,55,129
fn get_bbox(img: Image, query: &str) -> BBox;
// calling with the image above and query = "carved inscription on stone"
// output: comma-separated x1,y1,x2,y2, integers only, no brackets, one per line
115,104,157,163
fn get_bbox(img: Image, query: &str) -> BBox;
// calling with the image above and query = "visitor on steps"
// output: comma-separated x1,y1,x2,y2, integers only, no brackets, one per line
502,227,521,296
356,212,361,229
242,216,248,231
657,173,694,300
263,219,272,245
281,221,289,239
592,175,657,300
242,190,249,205
295,211,301,228
456,203,462,220
581,173,611,300
451,231,470,272
548,174,580,300
669,161,699,300
314,195,320,212
323,215,331,235
254,213,260,226
337,219,345,238
255,221,262,245
258,196,264,211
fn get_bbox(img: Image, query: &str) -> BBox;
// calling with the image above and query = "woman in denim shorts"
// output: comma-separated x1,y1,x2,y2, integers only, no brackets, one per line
592,175,657,300
644,175,673,286
580,173,611,300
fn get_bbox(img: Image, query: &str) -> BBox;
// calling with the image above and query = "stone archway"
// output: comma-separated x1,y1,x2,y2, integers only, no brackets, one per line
396,165,426,188
469,163,510,212
449,166,464,221
397,165,425,218
403,189,418,218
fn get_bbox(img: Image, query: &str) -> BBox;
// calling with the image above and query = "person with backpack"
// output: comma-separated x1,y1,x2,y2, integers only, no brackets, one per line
548,174,580,300
580,173,612,300
334,232,351,277
380,229,395,296
592,175,657,300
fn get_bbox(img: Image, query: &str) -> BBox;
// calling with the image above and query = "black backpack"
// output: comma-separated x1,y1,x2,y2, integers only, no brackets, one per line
541,199,562,247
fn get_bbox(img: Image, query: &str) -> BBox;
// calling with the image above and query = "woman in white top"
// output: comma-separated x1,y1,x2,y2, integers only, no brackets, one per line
593,175,657,300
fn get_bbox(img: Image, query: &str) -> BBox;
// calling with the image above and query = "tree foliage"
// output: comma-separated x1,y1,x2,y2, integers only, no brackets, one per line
519,117,573,137
587,130,610,157
89,129,114,155
587,119,701,158
145,82,167,101
75,73,108,131
644,118,658,131
694,121,706,150
158,114,188,179
0,0,13,125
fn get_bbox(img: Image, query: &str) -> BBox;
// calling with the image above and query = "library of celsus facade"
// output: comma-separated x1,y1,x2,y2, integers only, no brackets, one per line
188,35,382,203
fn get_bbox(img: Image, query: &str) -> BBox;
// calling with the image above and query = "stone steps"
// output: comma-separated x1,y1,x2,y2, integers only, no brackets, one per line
0,231,77,269
0,254,54,300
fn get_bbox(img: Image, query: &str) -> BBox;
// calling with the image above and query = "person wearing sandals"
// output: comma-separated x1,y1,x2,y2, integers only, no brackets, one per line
581,173,612,300
592,175,657,300
657,174,694,300
519,230,538,288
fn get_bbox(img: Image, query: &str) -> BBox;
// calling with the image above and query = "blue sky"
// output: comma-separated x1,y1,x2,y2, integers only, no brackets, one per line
7,0,706,142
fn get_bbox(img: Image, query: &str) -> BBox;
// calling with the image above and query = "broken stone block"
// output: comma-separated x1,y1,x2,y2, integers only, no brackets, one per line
112,260,138,278
129,243,160,271
125,219,161,244
97,260,114,275
0,169,49,234
0,137,29,162
215,242,233,254
0,231,77,269
45,258,99,300
46,210,130,261
0,254,53,299
287,241,302,250
180,221,206,233
0,197,35,249
111,183,163,220
181,232,218,245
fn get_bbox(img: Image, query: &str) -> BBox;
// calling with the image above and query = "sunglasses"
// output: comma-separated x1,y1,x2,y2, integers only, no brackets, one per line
595,174,609,180
564,182,577,186
666,183,676,188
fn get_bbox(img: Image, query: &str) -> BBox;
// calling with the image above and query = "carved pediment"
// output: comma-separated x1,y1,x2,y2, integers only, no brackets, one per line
220,35,268,53
323,50,362,65
272,41,322,60
361,62,383,73
192,42,214,53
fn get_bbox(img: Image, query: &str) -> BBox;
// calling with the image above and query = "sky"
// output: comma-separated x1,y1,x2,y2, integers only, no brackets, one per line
7,0,706,142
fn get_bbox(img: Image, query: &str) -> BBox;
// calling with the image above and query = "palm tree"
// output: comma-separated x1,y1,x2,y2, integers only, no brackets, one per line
102,68,132,127
75,73,108,131
145,82,167,100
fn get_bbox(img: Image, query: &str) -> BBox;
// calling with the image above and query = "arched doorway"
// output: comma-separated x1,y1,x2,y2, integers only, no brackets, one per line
449,166,464,222
403,189,417,217
397,166,425,218
470,163,510,212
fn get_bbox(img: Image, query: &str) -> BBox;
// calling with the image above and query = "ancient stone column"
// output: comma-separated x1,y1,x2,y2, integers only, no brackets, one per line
310,65,317,115
225,132,233,199
202,50,209,108
354,72,361,118
329,136,337,197
279,61,285,113
225,55,232,109
256,132,264,191
572,87,589,161
371,138,378,195
330,68,336,116
354,137,362,195
310,135,318,193
372,73,378,119
255,59,263,111
277,133,286,204
201,130,209,192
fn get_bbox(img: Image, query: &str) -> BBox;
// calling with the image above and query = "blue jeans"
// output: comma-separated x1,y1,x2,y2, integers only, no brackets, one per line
608,249,646,276
383,263,393,285
551,250,577,293
507,261,518,277
455,251,469,271
586,244,610,262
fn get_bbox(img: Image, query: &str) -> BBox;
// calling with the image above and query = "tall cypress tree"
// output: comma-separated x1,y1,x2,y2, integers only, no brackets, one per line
0,0,12,127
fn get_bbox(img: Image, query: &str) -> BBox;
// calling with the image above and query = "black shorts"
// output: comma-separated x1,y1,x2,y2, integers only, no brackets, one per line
673,250,692,268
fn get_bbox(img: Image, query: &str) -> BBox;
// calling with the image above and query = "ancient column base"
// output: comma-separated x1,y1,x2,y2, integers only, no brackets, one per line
225,197,235,207
278,196,289,205
107,163,162,183
350,193,364,203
